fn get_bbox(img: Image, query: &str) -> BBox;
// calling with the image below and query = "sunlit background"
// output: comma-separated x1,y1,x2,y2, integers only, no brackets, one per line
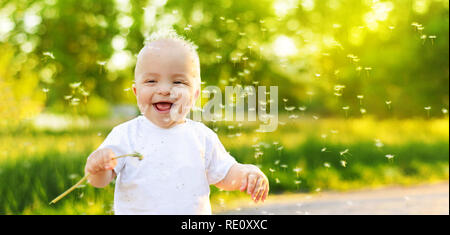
0,0,448,214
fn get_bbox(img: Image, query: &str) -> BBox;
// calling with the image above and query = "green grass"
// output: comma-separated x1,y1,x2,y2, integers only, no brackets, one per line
0,117,448,214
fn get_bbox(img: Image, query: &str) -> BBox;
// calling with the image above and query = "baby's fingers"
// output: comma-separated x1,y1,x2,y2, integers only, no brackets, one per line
240,175,248,192
252,177,265,202
261,183,269,202
246,174,258,195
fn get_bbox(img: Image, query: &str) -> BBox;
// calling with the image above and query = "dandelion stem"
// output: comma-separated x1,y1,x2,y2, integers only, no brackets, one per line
49,174,89,205
49,152,143,205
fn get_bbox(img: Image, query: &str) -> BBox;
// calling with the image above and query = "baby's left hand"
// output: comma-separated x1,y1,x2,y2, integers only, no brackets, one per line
239,164,269,203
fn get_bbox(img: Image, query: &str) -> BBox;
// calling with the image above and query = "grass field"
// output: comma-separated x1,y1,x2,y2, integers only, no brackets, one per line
0,116,448,214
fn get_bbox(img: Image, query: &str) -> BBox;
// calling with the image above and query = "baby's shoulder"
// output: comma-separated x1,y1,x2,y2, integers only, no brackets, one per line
186,119,216,137
109,116,140,134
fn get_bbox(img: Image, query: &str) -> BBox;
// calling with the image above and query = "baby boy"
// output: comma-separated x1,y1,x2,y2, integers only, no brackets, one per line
84,30,269,215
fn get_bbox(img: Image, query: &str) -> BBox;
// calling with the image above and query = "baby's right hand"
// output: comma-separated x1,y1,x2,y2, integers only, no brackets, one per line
85,148,117,175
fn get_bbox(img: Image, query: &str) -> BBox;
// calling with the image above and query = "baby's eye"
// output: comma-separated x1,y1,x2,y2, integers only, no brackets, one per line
146,80,156,83
174,81,185,85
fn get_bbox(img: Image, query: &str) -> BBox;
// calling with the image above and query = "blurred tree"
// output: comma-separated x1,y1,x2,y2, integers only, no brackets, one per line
0,0,448,119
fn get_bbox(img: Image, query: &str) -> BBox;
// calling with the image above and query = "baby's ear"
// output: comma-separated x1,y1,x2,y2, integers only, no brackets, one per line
194,88,200,100
132,83,137,96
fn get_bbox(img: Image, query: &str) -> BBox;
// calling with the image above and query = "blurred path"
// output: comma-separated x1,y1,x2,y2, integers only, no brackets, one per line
218,181,449,215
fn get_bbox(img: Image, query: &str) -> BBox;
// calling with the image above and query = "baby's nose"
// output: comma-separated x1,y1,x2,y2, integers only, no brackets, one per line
157,84,171,95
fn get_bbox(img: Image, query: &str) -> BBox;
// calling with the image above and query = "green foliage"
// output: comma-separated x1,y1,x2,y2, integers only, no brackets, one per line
0,0,448,118
0,43,45,129
0,118,447,214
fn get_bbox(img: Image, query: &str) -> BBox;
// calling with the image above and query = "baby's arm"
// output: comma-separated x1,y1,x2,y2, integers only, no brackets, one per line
84,148,117,188
215,163,269,203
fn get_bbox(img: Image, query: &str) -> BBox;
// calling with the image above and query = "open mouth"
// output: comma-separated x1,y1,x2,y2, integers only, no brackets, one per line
153,102,173,113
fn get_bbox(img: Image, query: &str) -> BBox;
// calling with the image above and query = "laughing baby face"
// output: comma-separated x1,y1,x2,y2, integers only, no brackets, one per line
133,38,200,129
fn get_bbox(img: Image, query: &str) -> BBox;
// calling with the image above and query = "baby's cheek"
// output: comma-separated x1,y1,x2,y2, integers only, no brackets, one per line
136,90,153,114
170,87,191,104
169,87,193,121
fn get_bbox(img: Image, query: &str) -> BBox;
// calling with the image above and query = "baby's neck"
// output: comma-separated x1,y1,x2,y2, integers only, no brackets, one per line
144,115,186,129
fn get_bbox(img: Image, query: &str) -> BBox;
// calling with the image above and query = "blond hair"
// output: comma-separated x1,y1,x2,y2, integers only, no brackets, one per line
136,28,201,93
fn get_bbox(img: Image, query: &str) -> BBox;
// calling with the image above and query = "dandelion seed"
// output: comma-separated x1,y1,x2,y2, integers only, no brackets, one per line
42,88,49,93
184,24,192,31
69,174,79,180
334,85,346,91
96,60,107,66
330,130,339,134
411,22,421,28
285,106,296,111
321,147,327,152
357,95,364,105
424,106,431,117
360,108,367,114
80,87,89,96
274,160,280,165
314,73,321,78
385,100,392,111
321,134,327,139
289,114,299,119
275,178,280,184
269,168,276,173
375,139,384,148
124,88,131,92
426,35,437,46
69,82,82,89
299,106,307,111
388,26,395,30
64,95,73,100
340,160,347,167
293,167,302,176
340,149,349,156
324,162,331,168
43,51,55,59
442,108,448,114
70,98,80,106
283,98,288,102
312,115,319,120
315,188,321,192
295,181,301,190
385,154,395,160
334,92,342,97
342,106,350,118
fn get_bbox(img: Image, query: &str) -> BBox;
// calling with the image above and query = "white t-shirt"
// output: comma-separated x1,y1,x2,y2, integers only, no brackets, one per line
96,115,237,215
